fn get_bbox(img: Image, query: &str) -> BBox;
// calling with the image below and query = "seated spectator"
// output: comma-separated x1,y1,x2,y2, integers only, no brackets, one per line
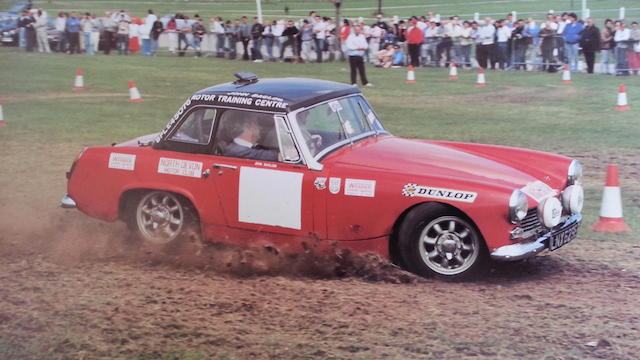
376,44,395,68
391,45,405,67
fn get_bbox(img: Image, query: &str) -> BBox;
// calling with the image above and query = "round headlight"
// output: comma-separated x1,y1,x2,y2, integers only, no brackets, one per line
538,197,563,228
561,184,584,214
509,189,528,224
567,160,583,185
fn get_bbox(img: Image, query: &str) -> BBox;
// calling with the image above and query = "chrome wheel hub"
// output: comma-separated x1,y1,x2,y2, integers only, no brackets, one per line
419,216,480,275
136,192,184,244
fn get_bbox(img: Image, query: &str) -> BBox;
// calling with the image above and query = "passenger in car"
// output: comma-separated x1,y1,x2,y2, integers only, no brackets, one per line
297,110,323,155
223,118,280,161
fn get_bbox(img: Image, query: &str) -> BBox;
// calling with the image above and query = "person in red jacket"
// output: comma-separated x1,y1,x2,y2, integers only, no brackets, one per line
339,19,351,57
406,17,424,67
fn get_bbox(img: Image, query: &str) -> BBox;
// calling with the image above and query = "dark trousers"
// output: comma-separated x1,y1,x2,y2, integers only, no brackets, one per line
476,44,494,69
349,55,368,85
241,36,250,60
408,43,421,67
315,38,324,62
25,29,36,52
437,37,453,66
102,30,114,54
68,32,80,54
584,51,596,74
251,38,262,60
280,38,297,59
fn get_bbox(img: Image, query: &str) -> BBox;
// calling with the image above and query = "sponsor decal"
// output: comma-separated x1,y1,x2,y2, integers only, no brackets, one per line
345,179,376,197
329,177,341,194
157,158,203,178
108,153,136,171
190,92,289,110
314,177,327,190
328,100,343,112
402,184,477,203
521,180,557,202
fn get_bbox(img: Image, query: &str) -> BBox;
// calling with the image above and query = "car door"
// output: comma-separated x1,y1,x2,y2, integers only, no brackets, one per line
209,109,314,238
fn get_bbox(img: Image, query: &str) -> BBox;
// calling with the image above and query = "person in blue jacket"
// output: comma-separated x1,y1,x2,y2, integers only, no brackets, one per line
563,13,584,72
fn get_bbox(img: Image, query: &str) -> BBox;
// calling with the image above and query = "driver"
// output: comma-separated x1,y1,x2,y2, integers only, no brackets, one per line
223,118,280,161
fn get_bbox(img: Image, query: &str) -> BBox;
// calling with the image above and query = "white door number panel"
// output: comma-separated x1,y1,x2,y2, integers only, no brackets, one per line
238,167,303,230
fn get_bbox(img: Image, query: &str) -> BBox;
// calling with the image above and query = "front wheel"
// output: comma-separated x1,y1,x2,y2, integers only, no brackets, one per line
129,191,196,245
398,203,489,280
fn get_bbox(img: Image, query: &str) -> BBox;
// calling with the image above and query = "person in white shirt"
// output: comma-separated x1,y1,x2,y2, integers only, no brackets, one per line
346,25,372,86
368,24,384,64
34,9,50,53
495,19,512,69
476,17,495,69
313,16,327,62
55,12,67,52
614,21,631,76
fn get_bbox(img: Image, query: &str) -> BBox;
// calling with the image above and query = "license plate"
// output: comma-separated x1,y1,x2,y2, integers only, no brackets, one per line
548,223,579,251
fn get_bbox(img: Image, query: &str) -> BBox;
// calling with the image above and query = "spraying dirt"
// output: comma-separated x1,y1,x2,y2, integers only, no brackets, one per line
1,208,639,359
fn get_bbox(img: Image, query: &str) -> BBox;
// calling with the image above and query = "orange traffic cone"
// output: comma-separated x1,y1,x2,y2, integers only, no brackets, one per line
476,67,487,87
615,84,630,111
128,80,143,103
0,103,5,127
592,164,631,232
448,61,458,79
406,65,416,83
561,64,572,84
73,69,85,90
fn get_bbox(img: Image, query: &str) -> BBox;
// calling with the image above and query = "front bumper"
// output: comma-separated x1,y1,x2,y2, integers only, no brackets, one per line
60,194,77,209
490,213,582,261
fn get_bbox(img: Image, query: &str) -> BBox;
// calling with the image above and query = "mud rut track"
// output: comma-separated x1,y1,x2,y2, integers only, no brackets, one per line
1,213,639,360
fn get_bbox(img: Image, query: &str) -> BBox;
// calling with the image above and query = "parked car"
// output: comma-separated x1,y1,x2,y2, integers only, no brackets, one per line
61,73,583,279
1,2,30,46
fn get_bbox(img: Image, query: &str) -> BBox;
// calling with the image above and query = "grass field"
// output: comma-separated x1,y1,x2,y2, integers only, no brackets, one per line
1,20,640,359
2,0,640,21
0,46,638,240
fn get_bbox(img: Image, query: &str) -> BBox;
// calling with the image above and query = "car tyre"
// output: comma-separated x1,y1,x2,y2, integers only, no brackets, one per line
126,191,198,245
398,203,489,280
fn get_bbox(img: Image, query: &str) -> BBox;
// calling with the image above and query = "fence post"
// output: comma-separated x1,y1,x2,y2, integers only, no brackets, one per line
581,0,587,19
620,7,625,20
474,12,479,22
584,8,590,18
512,11,517,20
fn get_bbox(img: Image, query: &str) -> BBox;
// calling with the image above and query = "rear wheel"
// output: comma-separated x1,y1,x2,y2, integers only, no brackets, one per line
129,191,196,245
398,203,489,280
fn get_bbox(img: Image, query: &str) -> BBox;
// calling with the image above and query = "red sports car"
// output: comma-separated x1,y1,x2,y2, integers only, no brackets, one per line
61,73,583,279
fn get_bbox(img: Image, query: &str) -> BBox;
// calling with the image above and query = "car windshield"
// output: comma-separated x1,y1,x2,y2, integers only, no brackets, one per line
295,96,383,156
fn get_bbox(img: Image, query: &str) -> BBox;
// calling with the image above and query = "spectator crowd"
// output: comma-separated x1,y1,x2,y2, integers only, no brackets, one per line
15,7,640,76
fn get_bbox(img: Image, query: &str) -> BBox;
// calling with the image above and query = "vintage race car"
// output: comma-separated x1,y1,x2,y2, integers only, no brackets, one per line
61,72,583,279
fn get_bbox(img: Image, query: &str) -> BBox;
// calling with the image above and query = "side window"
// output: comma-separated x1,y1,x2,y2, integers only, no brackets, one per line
169,108,216,145
213,109,282,162
275,116,300,163
338,97,372,135
356,98,385,132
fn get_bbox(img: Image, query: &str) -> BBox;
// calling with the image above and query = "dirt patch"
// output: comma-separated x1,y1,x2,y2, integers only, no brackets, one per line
1,208,639,359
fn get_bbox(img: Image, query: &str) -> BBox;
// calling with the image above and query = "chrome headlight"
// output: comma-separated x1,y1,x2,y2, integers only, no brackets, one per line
561,184,584,214
538,197,563,228
509,189,528,224
567,160,583,185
